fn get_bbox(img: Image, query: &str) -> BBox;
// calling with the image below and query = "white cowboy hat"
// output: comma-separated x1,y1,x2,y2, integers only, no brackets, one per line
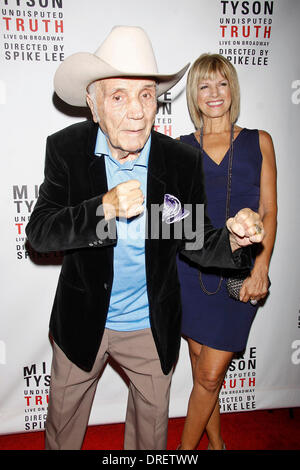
54,25,190,107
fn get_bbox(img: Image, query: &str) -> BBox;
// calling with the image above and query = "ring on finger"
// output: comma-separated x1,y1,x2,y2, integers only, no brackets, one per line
255,224,262,235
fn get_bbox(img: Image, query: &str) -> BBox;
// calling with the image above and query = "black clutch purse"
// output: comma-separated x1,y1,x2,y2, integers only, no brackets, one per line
226,271,249,301
226,272,271,305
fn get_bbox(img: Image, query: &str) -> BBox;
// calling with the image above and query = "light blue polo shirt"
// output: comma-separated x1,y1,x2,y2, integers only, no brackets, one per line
94,127,151,331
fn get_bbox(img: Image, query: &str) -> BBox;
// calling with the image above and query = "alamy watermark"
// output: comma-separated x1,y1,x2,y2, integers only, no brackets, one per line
95,203,205,251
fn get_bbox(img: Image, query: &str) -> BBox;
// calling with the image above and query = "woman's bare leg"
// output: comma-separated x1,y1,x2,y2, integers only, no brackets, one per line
180,339,233,450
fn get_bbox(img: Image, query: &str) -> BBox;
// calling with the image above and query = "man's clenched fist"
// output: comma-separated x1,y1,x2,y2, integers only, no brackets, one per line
226,208,264,251
102,180,144,220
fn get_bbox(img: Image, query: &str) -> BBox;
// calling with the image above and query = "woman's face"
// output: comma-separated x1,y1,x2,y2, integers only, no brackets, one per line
197,70,232,121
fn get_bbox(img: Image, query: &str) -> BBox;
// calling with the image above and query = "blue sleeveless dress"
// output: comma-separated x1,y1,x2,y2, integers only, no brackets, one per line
177,128,262,352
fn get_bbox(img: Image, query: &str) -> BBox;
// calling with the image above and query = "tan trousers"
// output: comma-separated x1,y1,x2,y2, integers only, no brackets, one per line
45,328,173,450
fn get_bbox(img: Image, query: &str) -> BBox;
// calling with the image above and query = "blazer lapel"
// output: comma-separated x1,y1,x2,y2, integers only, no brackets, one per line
87,122,109,197
145,132,167,282
147,131,167,205
88,156,108,197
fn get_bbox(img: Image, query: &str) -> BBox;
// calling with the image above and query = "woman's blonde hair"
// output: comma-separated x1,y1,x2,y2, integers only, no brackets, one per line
186,53,240,129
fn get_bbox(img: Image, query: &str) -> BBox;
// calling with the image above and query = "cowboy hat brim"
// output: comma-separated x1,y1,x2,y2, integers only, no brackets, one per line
54,52,190,107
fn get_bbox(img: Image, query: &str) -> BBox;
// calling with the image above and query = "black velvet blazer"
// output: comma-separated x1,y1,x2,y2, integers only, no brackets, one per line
26,120,250,374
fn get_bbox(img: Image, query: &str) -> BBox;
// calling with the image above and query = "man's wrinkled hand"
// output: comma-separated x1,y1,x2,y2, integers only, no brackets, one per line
102,179,144,220
226,208,264,251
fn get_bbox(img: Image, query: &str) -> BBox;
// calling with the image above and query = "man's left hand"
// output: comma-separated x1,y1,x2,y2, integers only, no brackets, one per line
226,208,264,251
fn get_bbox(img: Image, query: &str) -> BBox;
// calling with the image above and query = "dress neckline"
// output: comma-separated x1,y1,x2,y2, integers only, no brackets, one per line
193,128,246,167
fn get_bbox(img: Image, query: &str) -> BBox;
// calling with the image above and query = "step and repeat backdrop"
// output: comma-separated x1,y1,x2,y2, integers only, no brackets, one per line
0,0,299,435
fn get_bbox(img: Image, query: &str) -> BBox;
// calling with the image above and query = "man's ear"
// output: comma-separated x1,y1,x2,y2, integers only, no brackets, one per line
86,94,98,123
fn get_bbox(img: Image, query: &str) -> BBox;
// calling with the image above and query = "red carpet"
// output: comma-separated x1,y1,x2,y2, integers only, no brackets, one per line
0,408,299,451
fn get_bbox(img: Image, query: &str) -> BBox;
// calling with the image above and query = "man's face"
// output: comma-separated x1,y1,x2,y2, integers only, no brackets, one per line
87,77,157,163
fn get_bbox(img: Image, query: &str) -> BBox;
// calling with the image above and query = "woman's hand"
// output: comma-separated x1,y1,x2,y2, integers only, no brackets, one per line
239,267,270,303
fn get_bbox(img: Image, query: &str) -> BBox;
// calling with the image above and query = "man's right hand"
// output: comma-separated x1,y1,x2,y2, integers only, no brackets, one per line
102,180,144,220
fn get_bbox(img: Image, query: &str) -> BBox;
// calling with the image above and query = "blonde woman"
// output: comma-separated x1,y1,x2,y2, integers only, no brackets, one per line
177,54,277,450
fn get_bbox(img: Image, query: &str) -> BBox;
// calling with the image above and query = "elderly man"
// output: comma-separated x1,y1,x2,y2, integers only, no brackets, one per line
26,26,264,450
